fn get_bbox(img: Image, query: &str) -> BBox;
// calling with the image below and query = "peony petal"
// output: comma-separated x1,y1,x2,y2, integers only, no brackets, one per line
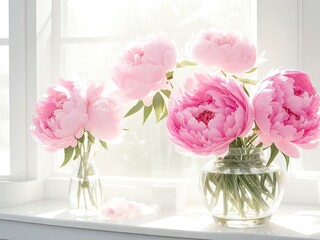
275,141,301,158
253,69,320,156
111,33,177,101
166,73,253,156
191,29,256,73
256,130,274,147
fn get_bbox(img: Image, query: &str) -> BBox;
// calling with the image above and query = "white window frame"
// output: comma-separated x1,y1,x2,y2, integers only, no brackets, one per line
1,0,319,208
1,0,38,182
0,0,41,208
0,0,10,177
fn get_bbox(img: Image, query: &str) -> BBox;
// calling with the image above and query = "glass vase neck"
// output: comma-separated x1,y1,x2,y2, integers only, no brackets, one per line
216,147,265,167
224,147,263,156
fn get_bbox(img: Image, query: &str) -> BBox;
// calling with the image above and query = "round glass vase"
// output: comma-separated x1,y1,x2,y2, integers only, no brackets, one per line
199,147,285,228
69,149,103,216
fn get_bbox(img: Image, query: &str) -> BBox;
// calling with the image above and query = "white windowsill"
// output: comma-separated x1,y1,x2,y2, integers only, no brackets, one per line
0,201,319,240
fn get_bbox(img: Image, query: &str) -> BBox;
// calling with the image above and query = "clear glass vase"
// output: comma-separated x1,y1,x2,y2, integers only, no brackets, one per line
199,147,285,228
69,148,102,216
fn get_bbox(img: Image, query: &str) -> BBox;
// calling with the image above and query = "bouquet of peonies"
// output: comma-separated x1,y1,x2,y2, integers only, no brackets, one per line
113,29,319,165
112,29,320,221
31,80,123,211
31,28,319,221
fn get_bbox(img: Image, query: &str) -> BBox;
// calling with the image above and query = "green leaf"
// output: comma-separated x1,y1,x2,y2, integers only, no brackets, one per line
253,122,260,131
124,100,144,117
88,131,95,143
266,144,279,166
77,134,85,143
143,105,153,125
245,67,258,74
281,152,290,170
242,78,257,85
243,85,250,96
256,143,263,147
176,60,197,68
160,89,171,98
152,92,167,123
73,145,81,160
60,146,74,167
238,77,258,85
232,74,258,85
158,104,168,122
166,71,174,80
99,140,108,150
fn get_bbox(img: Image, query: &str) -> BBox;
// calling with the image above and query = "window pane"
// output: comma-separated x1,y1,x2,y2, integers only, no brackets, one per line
0,0,9,38
0,46,10,176
56,0,255,177
61,0,253,40
61,42,124,81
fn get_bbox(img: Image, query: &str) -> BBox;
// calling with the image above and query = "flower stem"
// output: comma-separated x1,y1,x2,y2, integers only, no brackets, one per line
201,147,282,220
73,132,100,211
222,175,228,216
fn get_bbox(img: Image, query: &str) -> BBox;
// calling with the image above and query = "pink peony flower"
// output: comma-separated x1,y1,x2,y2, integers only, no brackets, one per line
31,79,87,151
166,73,253,156
253,70,320,158
191,29,256,73
111,33,177,101
103,197,143,220
85,82,124,141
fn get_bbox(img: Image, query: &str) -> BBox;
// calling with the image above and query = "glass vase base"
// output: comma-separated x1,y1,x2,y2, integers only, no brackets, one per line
213,215,271,228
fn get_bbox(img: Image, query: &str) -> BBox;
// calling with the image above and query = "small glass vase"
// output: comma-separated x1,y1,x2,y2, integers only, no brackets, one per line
199,147,285,228
69,148,102,216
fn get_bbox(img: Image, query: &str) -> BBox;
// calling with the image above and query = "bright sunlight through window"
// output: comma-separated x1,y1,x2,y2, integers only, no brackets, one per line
52,0,255,178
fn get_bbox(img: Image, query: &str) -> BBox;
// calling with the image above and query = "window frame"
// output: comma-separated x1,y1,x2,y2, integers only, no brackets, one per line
0,0,38,182
0,1,10,177
1,0,320,208
0,0,47,208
